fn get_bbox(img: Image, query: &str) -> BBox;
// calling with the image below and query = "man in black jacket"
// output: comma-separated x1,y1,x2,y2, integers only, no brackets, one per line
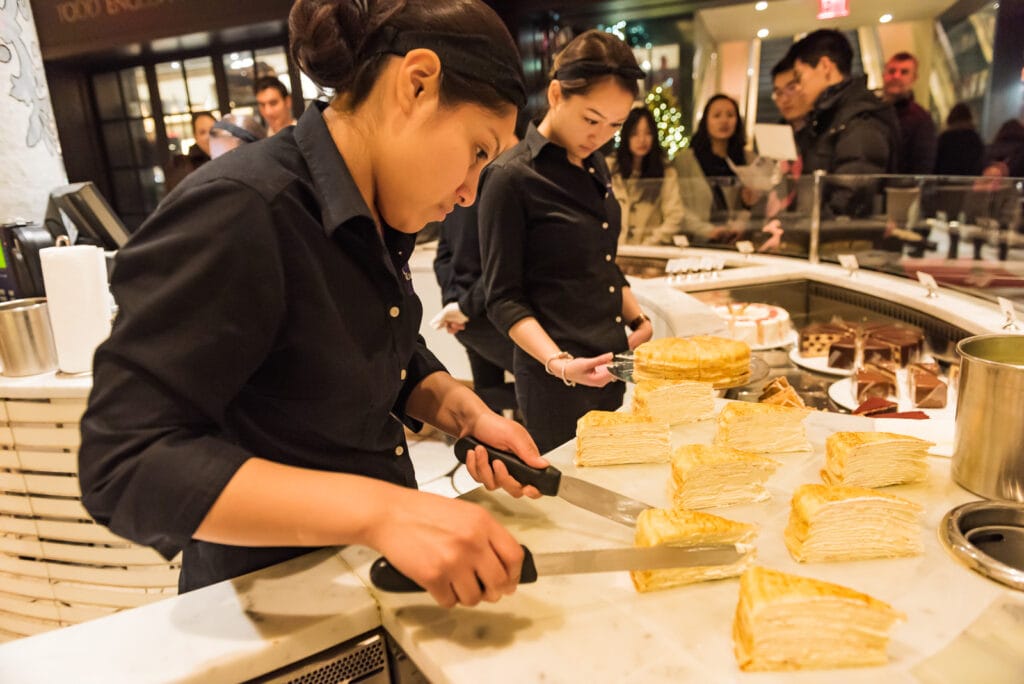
883,52,937,175
791,30,900,217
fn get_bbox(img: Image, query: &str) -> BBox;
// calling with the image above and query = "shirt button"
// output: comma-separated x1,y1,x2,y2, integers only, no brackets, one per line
389,306,400,318
395,445,405,456
609,286,616,293
589,167,596,174
400,369,407,380
605,254,612,262
615,316,623,323
602,222,609,229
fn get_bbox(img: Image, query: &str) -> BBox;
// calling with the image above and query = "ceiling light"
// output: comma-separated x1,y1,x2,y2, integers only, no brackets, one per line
757,28,770,38
879,13,893,23
755,1,768,10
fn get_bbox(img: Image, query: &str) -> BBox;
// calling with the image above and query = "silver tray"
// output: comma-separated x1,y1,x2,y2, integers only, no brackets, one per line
607,353,769,388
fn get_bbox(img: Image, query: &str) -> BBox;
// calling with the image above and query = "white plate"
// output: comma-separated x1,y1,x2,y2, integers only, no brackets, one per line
745,329,799,352
788,348,853,377
828,377,953,420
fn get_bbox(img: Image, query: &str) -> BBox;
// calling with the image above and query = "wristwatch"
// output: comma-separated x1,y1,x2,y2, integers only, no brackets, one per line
628,313,649,331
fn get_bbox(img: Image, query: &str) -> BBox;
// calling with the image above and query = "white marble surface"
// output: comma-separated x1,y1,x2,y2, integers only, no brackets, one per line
343,402,1024,683
0,549,379,683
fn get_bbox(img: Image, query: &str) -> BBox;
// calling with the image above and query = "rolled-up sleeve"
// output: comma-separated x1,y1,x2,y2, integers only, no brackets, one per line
79,180,286,560
479,163,534,335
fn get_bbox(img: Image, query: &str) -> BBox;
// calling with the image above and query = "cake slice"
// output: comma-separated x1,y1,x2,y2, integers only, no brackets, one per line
822,431,934,488
853,367,896,403
758,376,805,408
852,396,897,416
909,367,948,409
633,336,750,385
715,401,811,454
784,484,923,563
632,379,715,425
574,411,671,466
630,508,757,592
671,444,780,509
733,566,905,671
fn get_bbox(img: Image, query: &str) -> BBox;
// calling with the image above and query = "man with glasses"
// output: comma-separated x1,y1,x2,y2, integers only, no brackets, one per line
790,29,900,216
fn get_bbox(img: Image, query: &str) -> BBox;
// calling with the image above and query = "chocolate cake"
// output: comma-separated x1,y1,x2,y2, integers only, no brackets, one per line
854,368,897,403
910,368,948,409
799,323,849,358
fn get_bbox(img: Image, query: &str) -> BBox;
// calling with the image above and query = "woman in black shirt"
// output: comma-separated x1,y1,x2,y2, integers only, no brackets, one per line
479,30,653,453
78,0,545,609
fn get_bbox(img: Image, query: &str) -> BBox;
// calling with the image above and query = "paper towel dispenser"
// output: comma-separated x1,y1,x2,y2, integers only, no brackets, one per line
0,221,53,300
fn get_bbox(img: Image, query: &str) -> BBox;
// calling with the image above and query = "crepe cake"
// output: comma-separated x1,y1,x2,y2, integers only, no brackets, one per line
714,401,811,454
822,431,934,488
783,484,924,563
630,507,757,593
733,566,905,671
631,379,715,425
632,335,750,385
670,444,780,509
574,411,671,466
758,376,805,408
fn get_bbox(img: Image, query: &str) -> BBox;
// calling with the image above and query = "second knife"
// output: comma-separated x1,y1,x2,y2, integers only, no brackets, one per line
455,436,654,527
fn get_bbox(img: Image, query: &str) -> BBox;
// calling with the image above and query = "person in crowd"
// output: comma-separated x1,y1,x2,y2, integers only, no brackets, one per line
882,51,937,176
78,0,547,610
791,29,900,216
608,106,684,245
164,111,216,192
689,94,750,181
255,76,298,136
770,52,811,148
478,29,652,453
982,118,1024,178
433,203,517,416
208,112,267,159
933,103,984,177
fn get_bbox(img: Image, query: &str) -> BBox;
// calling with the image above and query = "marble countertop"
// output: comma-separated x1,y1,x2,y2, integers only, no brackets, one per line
342,405,1024,683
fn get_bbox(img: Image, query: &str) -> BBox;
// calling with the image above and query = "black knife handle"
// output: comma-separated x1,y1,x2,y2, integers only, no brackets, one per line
370,546,538,592
454,436,562,496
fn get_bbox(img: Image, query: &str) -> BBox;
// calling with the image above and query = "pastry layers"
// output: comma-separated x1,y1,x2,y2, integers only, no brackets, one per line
633,336,750,385
715,401,811,454
784,484,923,563
670,444,780,509
632,379,715,425
574,411,671,466
631,507,757,592
823,431,933,488
758,376,805,408
733,566,905,671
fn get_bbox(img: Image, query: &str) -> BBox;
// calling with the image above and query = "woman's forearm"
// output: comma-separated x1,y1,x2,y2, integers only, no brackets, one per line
507,317,562,367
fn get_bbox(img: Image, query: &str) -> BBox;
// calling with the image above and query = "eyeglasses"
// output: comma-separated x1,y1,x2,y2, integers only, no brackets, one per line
771,81,801,100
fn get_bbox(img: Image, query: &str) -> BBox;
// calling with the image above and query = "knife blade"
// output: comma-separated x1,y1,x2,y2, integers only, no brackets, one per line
454,437,653,527
370,543,751,592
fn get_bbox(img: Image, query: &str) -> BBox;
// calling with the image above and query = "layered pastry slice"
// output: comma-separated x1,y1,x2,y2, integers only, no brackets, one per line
822,431,934,488
574,411,671,466
733,566,905,671
631,379,715,425
758,376,805,408
630,507,757,593
714,401,811,454
633,336,750,386
670,444,780,509
784,484,923,563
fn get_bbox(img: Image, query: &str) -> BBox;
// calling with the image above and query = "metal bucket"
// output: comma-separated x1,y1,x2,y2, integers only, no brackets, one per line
0,298,58,377
952,334,1024,501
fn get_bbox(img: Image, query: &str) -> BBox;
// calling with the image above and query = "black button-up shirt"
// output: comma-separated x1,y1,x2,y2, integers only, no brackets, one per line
479,123,629,359
79,102,445,591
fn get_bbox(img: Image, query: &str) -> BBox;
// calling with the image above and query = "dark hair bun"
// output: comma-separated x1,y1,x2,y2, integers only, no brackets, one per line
289,0,391,91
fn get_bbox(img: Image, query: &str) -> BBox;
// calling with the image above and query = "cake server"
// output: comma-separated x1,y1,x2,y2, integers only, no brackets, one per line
455,437,653,527
370,543,751,592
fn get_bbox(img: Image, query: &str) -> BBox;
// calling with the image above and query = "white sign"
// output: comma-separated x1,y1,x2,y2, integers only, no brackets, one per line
916,271,939,294
671,234,689,248
753,123,799,161
736,241,755,255
998,296,1018,321
837,254,859,272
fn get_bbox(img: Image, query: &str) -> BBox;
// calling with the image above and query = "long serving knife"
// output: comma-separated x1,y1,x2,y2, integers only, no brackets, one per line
370,544,751,592
455,437,653,527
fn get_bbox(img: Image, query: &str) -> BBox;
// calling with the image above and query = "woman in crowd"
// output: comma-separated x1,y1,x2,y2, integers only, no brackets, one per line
933,103,984,177
479,29,653,453
78,0,546,610
608,106,685,245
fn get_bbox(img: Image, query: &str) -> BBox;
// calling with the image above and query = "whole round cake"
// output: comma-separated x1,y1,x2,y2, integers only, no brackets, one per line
713,302,793,348
633,335,751,385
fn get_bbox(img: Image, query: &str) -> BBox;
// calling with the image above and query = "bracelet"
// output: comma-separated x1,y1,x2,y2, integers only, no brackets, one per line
628,313,649,331
560,358,576,387
544,351,573,376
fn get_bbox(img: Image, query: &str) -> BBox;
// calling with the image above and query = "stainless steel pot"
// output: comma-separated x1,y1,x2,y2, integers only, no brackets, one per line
952,334,1024,501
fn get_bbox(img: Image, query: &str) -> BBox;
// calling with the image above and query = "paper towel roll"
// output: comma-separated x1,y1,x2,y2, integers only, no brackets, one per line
39,245,112,374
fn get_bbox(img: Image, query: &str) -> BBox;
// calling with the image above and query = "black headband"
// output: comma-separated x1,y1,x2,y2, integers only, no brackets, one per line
553,60,646,84
364,27,527,109
212,120,260,144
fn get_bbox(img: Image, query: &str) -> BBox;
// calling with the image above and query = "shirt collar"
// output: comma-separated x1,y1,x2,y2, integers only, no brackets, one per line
293,101,375,237
524,122,551,160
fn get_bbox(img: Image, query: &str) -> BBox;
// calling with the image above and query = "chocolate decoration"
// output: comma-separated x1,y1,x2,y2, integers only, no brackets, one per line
876,411,930,420
852,396,898,416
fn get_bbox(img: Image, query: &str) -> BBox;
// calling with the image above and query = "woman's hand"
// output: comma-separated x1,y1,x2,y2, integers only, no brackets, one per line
444,320,466,334
369,488,525,608
461,410,547,497
627,318,653,350
558,352,616,388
